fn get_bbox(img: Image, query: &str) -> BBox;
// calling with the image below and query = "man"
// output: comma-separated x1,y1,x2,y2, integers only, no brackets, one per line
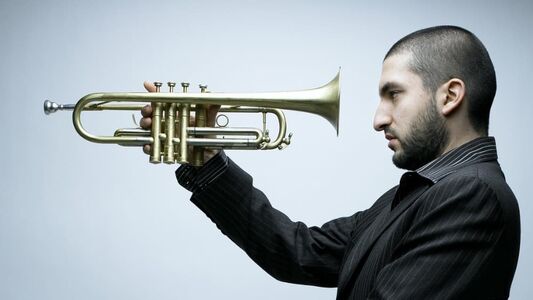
141,26,520,299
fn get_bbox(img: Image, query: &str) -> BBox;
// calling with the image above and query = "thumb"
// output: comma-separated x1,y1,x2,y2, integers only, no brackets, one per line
143,81,157,92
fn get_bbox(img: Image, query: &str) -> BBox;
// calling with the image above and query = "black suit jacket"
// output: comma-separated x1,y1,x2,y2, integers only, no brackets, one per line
189,155,519,299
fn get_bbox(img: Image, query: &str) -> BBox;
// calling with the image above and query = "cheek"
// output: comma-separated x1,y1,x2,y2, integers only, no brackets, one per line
391,104,419,136
392,106,409,126
395,96,427,123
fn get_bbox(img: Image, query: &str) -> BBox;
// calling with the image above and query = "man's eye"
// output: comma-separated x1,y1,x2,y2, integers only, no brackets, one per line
390,91,401,99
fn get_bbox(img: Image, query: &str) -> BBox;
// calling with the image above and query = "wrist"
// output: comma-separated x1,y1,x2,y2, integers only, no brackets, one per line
203,149,220,164
176,150,228,192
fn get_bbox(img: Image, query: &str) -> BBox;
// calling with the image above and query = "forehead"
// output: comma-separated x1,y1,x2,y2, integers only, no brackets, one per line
379,53,424,91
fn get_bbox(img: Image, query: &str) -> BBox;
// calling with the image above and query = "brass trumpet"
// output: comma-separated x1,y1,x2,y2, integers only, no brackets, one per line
43,71,340,166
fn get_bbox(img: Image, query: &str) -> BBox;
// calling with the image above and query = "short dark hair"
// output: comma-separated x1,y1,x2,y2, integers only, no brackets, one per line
385,25,496,135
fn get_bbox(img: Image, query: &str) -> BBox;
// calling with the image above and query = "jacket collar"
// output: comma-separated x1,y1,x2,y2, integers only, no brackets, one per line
415,136,498,183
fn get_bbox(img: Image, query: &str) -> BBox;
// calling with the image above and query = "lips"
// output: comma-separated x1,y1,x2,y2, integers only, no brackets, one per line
384,132,398,150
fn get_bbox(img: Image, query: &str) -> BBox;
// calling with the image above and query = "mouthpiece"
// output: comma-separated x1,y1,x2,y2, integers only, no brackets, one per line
44,100,75,115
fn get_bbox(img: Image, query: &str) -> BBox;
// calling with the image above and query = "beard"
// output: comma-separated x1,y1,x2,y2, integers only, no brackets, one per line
389,97,449,170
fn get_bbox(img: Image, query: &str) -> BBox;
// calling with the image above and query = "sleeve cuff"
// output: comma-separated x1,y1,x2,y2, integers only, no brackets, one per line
175,150,229,193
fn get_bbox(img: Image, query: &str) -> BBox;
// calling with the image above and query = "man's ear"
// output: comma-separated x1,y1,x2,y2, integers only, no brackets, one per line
439,78,466,116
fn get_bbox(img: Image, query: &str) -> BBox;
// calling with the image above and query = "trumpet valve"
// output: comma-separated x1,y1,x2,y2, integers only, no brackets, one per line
168,82,176,92
153,81,163,92
181,82,190,93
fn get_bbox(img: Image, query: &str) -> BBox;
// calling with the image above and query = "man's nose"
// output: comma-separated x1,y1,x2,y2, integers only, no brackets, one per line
373,101,392,131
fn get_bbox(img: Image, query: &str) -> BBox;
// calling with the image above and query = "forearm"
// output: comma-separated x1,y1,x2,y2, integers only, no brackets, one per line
180,156,356,287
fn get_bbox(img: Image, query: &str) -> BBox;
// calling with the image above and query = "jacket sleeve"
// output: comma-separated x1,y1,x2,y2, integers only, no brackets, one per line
189,157,360,287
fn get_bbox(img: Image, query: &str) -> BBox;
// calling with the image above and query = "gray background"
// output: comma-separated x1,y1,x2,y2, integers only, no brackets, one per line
1,0,532,299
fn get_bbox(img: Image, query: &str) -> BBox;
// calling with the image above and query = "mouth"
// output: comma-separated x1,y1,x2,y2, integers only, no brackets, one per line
384,133,398,150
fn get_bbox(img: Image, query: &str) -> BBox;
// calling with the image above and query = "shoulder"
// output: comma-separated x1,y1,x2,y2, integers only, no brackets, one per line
417,161,519,229
438,161,518,212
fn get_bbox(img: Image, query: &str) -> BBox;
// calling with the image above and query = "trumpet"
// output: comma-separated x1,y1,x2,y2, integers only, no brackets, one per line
43,71,340,166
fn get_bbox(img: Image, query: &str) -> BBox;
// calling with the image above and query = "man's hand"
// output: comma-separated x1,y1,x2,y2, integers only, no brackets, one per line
140,81,221,164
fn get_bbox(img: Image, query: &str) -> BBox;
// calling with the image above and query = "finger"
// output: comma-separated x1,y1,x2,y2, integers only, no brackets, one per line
142,82,156,156
207,104,221,126
141,104,152,117
140,117,152,129
144,81,157,92
209,104,221,114
143,144,151,155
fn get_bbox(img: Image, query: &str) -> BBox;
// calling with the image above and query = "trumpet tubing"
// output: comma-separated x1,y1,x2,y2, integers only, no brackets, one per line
43,71,341,166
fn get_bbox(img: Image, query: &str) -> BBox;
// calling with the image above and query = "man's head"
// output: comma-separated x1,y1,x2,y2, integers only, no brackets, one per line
374,26,496,170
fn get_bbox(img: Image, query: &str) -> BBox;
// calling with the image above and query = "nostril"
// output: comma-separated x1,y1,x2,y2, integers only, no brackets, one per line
373,117,386,131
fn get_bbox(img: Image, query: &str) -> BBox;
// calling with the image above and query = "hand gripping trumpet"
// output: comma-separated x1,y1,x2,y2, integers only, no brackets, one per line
43,71,340,166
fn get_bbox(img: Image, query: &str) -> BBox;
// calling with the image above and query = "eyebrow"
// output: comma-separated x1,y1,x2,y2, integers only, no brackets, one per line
379,82,403,97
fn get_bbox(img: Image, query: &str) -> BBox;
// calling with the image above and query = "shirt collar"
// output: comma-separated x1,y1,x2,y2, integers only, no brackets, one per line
415,136,498,183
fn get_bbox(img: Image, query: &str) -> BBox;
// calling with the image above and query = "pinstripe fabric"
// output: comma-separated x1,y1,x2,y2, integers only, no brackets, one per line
178,137,520,299
416,137,498,183
175,151,228,193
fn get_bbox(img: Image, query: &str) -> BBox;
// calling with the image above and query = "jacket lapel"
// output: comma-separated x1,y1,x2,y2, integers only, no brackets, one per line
337,184,430,297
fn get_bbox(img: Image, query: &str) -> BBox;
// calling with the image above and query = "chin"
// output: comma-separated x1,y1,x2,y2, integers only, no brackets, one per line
392,150,417,170
392,149,403,161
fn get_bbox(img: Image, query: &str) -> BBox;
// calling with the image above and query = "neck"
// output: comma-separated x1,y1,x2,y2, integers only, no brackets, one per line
441,131,484,155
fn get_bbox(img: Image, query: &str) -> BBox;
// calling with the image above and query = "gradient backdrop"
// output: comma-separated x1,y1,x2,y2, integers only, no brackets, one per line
1,0,532,299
